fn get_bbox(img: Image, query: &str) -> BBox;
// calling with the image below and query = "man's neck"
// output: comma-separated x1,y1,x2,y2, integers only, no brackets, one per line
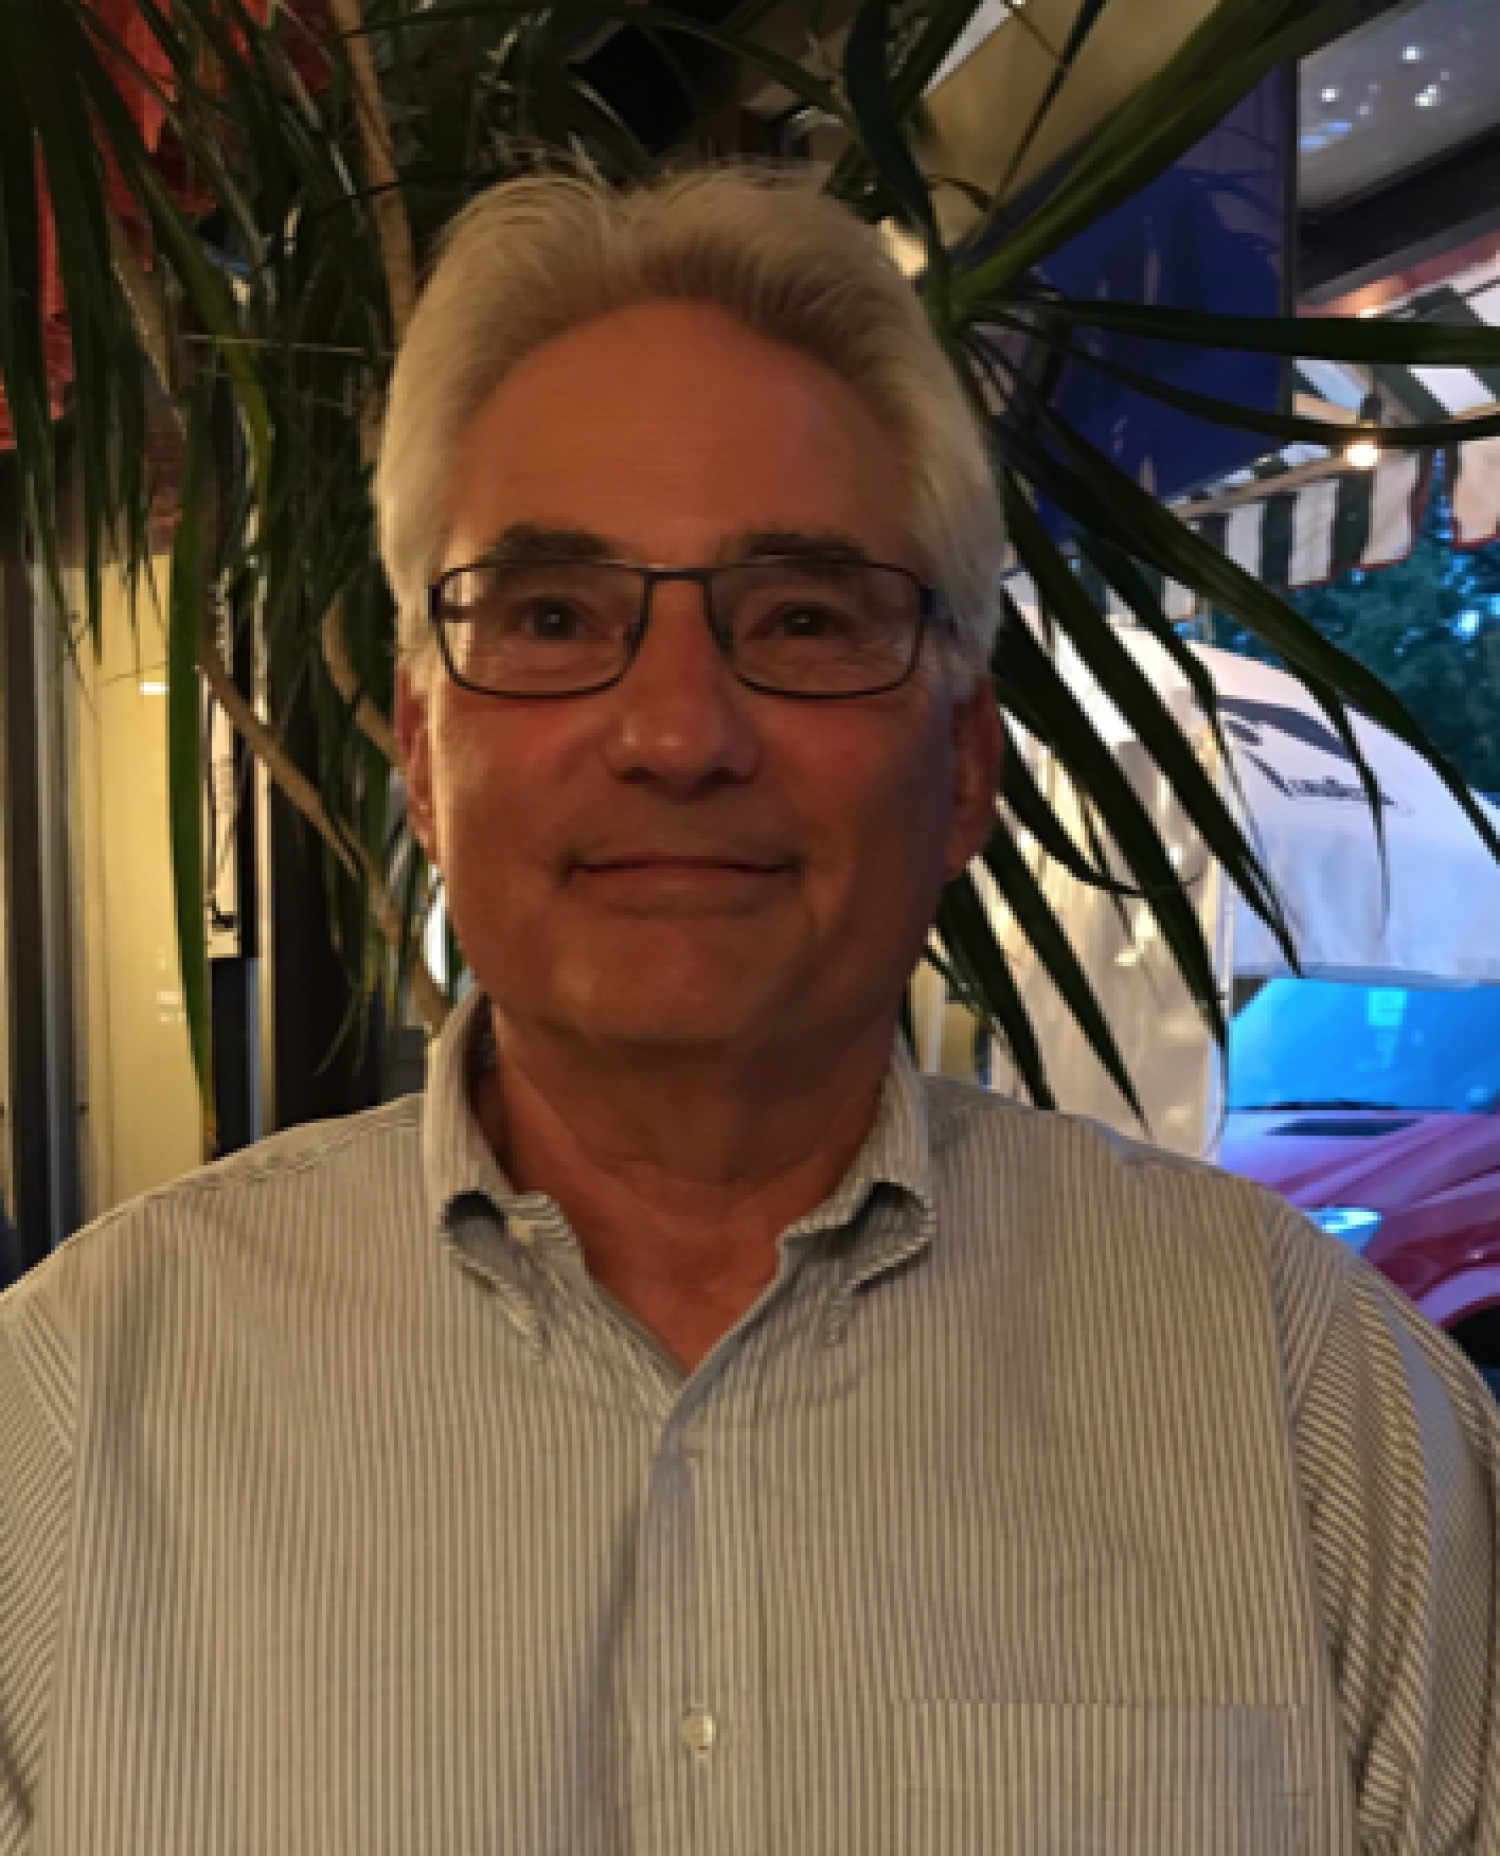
470,1016,896,1371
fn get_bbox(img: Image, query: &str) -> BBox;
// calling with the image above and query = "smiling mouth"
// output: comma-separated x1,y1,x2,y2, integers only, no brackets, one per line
580,856,790,875
570,857,795,910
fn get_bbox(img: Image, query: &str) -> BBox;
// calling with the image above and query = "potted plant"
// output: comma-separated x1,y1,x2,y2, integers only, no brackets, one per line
2,0,1497,1135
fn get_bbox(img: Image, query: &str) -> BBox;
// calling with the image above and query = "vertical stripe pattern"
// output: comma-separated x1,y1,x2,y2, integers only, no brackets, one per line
0,988,1496,1854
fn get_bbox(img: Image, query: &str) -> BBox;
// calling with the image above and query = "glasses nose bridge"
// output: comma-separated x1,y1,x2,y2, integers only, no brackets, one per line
638,564,733,656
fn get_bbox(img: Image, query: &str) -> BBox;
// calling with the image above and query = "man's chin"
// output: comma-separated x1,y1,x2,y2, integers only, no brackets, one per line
499,957,796,1059
575,976,780,1049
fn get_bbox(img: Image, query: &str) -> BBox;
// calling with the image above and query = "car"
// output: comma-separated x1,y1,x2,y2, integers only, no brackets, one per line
1221,978,1500,1396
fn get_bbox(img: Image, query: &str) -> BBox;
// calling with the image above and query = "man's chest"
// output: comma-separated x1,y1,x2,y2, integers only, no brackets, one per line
35,1255,1343,1856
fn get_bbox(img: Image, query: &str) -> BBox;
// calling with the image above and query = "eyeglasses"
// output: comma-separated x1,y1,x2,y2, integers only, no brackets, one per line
425,555,942,700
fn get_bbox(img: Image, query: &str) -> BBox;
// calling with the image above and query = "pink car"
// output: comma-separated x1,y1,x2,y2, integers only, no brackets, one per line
1221,979,1500,1396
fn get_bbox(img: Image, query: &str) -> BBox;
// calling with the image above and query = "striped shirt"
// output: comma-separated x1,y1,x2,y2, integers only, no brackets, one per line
1,985,1496,1854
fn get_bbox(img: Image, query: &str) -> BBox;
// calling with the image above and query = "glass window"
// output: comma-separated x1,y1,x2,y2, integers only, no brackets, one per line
1228,977,1500,1114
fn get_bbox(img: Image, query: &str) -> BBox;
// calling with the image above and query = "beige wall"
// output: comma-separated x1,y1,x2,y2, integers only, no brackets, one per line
73,563,203,1217
911,957,992,1083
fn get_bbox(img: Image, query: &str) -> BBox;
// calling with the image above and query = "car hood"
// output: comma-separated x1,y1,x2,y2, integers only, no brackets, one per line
1221,1108,1500,1211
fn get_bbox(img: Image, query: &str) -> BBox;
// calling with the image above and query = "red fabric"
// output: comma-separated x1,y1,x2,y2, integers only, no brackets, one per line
0,0,329,450
94,0,178,157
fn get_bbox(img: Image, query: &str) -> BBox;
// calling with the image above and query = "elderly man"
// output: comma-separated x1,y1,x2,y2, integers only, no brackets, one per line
1,170,1496,1856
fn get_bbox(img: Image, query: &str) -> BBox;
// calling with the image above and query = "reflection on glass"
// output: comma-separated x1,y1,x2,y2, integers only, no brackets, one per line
1229,978,1500,1114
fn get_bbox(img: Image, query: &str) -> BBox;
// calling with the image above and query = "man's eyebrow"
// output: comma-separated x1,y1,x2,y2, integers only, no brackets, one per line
464,524,876,566
470,524,621,564
724,529,873,565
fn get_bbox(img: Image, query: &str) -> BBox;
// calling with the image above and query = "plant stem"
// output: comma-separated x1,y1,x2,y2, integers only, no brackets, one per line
321,597,399,764
197,639,450,1036
106,199,178,408
322,0,418,340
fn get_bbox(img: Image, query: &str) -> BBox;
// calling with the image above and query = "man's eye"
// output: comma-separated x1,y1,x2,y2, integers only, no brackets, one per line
506,600,588,640
763,603,852,639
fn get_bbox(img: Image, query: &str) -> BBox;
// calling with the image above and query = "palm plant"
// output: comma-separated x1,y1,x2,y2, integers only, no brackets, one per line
4,0,1499,1136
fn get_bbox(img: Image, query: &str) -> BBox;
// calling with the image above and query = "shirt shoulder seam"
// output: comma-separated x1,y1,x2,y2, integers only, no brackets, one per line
39,1098,425,1269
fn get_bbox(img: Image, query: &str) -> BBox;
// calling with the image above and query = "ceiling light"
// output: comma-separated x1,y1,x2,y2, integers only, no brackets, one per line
139,679,169,696
1345,439,1381,470
1403,44,1422,62
1321,86,1339,103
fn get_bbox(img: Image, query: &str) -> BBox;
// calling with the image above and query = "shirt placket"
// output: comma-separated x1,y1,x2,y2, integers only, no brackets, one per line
614,1270,825,1856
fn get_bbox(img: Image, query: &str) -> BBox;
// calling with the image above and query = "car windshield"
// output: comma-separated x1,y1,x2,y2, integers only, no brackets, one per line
1228,979,1500,1115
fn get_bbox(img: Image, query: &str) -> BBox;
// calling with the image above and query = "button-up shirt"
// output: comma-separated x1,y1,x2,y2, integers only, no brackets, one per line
1,988,1496,1854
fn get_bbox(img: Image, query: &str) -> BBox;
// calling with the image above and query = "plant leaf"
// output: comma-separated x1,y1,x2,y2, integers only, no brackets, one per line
1010,297,1500,368
349,0,858,131
936,870,1056,1109
994,306,1500,448
1002,472,1297,962
830,0,996,202
1023,403,1500,868
981,815,1148,1127
998,723,1147,896
168,388,215,1142
993,591,1230,1049
950,0,1374,307
842,0,946,275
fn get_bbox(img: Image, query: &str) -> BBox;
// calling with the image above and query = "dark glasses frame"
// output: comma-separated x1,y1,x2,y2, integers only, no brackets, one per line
424,554,945,701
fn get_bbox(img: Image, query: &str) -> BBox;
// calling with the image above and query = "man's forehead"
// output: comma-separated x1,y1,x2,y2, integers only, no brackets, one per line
464,522,881,568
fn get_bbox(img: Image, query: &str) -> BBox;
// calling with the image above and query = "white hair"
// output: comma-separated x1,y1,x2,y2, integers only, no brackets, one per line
376,164,1006,686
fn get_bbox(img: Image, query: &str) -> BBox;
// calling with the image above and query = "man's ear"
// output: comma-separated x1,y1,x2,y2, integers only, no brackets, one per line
943,678,1003,882
395,668,438,866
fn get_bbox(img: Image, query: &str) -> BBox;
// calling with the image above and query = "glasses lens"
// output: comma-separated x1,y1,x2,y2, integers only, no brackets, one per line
436,561,638,693
720,561,920,694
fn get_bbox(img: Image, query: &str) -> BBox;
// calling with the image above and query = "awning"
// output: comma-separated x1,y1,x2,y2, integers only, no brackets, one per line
1167,250,1500,594
1004,251,1500,615
1180,446,1437,592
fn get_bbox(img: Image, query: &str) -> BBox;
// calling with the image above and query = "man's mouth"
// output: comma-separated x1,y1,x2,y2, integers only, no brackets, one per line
579,855,790,875
569,851,795,908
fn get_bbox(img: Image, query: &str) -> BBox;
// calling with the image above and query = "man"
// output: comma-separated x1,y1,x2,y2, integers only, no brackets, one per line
1,169,1496,1854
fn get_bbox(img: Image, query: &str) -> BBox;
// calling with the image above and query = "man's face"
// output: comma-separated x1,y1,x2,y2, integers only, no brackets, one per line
398,301,999,1065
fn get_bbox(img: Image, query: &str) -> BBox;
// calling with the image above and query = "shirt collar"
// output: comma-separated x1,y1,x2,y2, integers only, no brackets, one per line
776,1037,935,1242
422,985,540,1228
422,986,939,1276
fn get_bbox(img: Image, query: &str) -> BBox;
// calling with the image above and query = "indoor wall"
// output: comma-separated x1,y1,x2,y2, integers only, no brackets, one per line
72,562,203,1216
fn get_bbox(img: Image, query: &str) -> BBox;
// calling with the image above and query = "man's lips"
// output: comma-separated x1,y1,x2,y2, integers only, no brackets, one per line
577,855,791,874
569,853,796,909
573,844,795,874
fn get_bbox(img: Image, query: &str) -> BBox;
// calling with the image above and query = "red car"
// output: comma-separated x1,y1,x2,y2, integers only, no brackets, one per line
1221,979,1500,1395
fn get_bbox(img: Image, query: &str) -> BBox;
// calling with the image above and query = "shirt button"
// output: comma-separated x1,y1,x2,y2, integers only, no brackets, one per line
679,1709,717,1759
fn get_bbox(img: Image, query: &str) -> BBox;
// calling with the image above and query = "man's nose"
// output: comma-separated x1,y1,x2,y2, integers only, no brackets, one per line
602,579,761,789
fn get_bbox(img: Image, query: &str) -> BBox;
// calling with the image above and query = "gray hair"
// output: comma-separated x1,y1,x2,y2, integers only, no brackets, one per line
376,164,1006,686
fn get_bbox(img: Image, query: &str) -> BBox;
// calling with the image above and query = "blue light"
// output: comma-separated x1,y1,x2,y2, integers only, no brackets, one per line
1309,1207,1384,1251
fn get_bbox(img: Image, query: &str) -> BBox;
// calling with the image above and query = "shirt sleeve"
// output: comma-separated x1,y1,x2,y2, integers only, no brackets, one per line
1270,1201,1500,1854
0,1284,76,1856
